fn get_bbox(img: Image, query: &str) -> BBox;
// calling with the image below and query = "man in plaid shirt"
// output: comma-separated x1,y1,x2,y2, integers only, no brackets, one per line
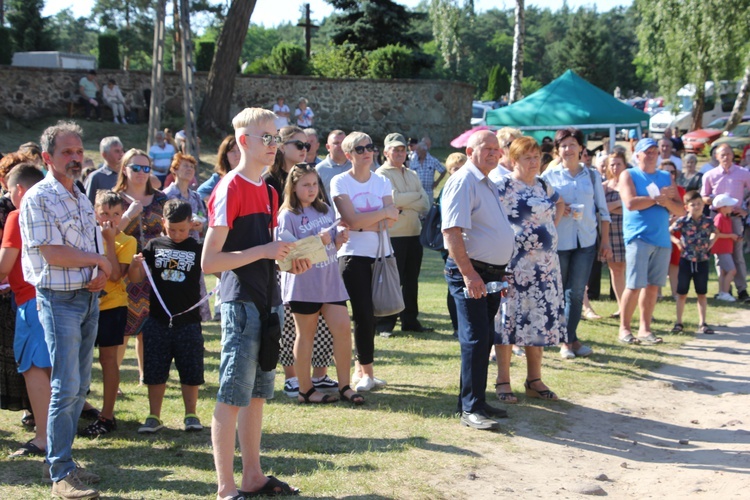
410,142,446,204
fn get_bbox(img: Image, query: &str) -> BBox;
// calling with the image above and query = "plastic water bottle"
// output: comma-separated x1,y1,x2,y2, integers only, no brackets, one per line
463,281,508,298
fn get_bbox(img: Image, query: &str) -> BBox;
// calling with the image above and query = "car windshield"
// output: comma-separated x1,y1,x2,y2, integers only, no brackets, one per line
472,105,486,119
706,118,728,129
733,123,750,136
679,96,694,112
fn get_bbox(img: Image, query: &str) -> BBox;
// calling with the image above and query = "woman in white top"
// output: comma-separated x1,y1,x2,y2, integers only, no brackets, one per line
102,79,128,124
331,132,399,392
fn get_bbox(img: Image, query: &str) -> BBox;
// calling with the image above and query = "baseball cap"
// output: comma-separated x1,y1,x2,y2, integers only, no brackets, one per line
384,133,407,149
634,138,658,154
712,193,739,209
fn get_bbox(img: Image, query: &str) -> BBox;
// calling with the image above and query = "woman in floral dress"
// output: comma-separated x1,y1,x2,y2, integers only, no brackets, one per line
114,149,168,382
493,137,567,403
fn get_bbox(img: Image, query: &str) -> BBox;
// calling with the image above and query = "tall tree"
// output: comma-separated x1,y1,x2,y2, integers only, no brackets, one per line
726,61,750,131
198,0,256,137
91,0,154,69
508,0,524,103
326,0,427,51
636,0,750,131
429,0,464,77
6,0,54,51
48,8,97,54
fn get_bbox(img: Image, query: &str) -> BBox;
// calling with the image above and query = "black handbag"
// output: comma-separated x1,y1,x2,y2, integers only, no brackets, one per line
419,202,444,251
258,184,281,372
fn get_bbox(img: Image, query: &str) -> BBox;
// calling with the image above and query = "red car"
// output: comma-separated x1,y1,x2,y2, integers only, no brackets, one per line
682,115,750,155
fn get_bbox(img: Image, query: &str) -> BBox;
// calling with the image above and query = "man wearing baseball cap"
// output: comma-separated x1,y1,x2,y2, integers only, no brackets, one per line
375,133,431,336
618,138,685,344
701,143,750,303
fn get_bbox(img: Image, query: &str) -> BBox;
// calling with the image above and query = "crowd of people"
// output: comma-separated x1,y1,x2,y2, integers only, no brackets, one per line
0,105,748,499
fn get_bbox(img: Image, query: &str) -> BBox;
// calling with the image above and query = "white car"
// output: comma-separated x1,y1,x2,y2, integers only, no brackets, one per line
471,102,492,127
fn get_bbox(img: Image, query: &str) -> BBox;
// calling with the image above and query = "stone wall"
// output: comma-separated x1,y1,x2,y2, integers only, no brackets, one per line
0,66,474,147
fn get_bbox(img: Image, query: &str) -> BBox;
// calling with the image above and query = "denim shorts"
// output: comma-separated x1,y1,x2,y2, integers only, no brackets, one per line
216,301,279,406
625,239,671,289
14,298,51,373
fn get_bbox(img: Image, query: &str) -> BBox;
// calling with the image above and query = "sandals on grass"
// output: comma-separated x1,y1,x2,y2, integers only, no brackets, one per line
495,382,517,404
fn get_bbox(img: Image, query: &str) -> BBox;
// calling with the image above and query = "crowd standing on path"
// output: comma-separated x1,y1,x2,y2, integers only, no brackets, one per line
0,105,749,499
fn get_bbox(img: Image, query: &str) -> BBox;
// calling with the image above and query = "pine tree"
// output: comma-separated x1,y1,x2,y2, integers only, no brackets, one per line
6,0,54,52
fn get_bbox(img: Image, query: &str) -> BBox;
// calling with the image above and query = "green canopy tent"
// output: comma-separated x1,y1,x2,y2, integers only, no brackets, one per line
486,69,650,143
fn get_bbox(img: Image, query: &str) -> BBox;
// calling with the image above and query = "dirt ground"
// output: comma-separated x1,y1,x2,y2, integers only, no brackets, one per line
436,311,750,499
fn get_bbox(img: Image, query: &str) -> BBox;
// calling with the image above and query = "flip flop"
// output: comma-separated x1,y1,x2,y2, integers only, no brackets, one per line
618,334,641,345
9,440,45,459
637,334,663,345
239,476,300,497
671,323,684,333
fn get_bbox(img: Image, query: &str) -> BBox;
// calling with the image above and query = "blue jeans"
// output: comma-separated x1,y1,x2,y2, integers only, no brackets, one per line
558,244,596,344
37,288,99,482
444,259,503,414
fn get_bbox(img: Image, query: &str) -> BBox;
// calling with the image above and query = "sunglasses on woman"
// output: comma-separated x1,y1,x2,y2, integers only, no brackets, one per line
128,164,152,173
244,133,283,147
353,143,375,154
285,140,311,151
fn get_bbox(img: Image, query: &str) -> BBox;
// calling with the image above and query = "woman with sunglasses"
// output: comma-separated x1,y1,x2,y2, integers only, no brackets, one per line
264,126,337,398
114,149,168,383
196,135,240,202
331,132,399,392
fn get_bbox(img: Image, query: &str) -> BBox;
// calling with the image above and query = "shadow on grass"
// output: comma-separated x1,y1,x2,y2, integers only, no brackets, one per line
264,432,480,462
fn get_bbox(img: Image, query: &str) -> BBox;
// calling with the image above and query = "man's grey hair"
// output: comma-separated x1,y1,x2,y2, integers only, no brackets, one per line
684,153,698,164
416,142,428,154
40,121,83,155
303,128,318,140
100,136,123,156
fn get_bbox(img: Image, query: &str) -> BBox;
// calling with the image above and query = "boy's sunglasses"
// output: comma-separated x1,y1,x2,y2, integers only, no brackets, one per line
128,164,152,173
244,133,283,147
353,143,375,154
285,140,311,151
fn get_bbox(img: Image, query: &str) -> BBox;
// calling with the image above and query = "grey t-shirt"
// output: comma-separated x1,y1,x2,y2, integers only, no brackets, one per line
316,156,352,203
84,165,119,206
277,205,349,303
440,160,514,266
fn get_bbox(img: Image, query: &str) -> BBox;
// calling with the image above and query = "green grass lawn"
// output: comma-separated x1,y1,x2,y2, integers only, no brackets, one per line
0,116,744,498
0,246,746,498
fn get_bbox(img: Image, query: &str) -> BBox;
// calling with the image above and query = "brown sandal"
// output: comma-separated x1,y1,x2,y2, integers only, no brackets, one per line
495,382,518,404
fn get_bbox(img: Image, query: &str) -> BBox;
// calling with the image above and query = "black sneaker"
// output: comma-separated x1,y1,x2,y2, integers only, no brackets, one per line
312,375,339,390
738,289,750,303
79,416,117,437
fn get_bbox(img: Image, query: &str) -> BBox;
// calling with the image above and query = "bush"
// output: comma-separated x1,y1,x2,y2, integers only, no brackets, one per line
243,57,271,75
309,44,368,78
194,40,215,71
482,64,510,101
367,44,414,79
98,33,120,69
268,42,307,75
0,27,11,65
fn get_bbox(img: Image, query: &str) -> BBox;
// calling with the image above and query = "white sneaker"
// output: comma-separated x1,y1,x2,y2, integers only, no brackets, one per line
560,345,576,359
351,373,361,385
574,344,593,357
355,375,375,392
114,117,120,123
283,377,299,398
372,376,387,388
718,292,737,302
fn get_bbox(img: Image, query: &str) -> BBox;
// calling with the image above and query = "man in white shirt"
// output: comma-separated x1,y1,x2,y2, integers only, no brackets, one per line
272,96,290,130
78,70,102,121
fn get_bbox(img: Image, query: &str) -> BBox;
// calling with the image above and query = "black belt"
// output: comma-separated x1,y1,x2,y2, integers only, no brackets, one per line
470,259,506,275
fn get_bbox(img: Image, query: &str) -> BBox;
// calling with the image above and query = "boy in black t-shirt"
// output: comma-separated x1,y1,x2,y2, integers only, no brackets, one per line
128,199,205,434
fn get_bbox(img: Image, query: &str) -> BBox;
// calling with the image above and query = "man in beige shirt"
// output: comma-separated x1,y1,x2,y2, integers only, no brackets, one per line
375,133,431,336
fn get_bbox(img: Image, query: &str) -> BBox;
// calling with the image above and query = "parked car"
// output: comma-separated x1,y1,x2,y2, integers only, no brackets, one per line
625,98,647,111
645,97,664,115
682,115,750,155
471,102,493,127
650,80,740,137
710,122,750,160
